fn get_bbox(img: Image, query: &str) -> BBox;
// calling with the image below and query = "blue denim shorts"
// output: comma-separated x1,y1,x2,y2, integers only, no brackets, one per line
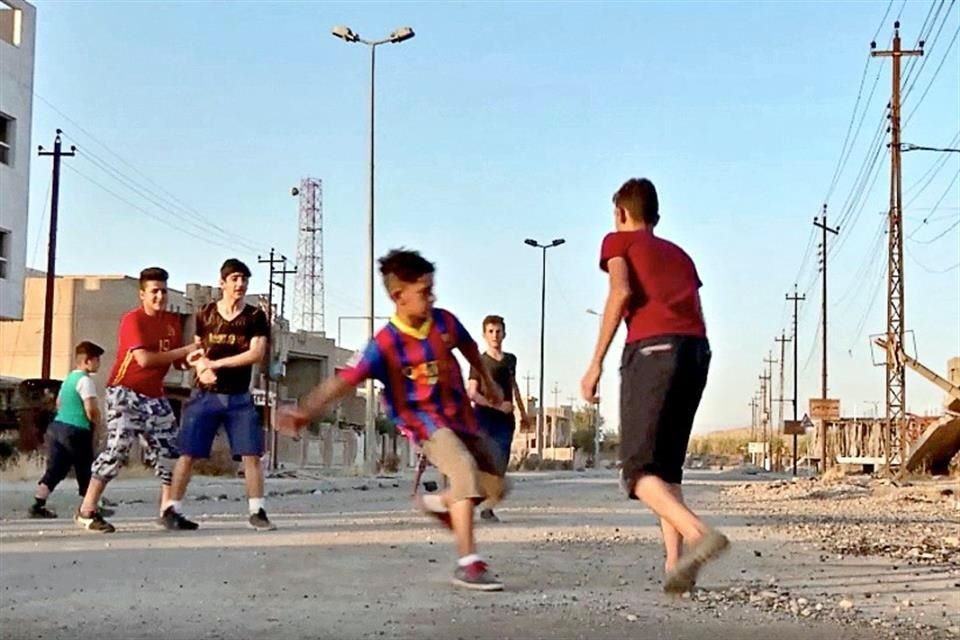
179,391,264,459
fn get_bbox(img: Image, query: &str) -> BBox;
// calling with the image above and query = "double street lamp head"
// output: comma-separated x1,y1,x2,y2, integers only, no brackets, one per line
331,25,416,45
524,238,566,249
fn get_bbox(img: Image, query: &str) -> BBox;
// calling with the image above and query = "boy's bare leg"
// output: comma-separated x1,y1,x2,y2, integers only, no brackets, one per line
634,475,708,542
659,484,685,572
242,455,264,501
444,495,477,557
79,478,106,515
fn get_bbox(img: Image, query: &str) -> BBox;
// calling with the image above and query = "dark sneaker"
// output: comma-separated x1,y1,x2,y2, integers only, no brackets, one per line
452,561,503,591
29,504,57,519
414,495,452,530
160,506,199,531
479,509,500,523
75,509,115,533
248,508,276,531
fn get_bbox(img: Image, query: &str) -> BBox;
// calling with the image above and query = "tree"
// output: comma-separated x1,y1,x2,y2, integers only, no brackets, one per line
571,403,604,451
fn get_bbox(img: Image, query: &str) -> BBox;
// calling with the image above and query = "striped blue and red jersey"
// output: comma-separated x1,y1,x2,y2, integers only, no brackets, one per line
337,308,478,443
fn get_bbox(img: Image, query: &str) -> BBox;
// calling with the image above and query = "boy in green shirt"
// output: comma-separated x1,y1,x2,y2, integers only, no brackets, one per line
30,341,105,518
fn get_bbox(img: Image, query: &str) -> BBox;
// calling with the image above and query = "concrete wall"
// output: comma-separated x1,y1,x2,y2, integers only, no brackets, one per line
0,0,36,320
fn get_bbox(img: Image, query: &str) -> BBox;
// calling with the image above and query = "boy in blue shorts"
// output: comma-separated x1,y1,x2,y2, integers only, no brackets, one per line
165,259,275,531
468,314,529,522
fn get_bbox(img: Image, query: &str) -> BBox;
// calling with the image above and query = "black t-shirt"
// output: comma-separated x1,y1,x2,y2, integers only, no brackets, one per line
469,352,517,424
195,302,269,394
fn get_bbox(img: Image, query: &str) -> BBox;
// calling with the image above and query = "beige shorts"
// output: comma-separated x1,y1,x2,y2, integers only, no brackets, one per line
420,428,506,504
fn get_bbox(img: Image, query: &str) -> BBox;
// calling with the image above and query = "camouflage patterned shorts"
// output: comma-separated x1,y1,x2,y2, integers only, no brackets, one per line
90,386,180,485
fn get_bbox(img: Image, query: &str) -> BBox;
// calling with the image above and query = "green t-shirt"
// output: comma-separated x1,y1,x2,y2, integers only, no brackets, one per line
54,370,97,429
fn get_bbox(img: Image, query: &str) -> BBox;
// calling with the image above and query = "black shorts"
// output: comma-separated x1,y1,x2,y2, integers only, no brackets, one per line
619,335,710,493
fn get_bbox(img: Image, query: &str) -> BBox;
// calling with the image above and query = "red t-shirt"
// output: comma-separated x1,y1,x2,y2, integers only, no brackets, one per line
107,308,183,398
599,230,707,344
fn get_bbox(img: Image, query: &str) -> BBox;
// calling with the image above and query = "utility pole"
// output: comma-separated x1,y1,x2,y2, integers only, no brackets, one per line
814,204,839,471
872,22,923,473
749,396,759,442
775,332,791,472
763,351,777,471
786,285,806,476
36,130,76,379
274,258,297,322
758,374,768,468
258,248,289,471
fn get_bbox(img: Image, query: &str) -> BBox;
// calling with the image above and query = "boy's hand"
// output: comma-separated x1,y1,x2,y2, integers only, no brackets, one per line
276,406,311,436
580,363,602,403
498,401,515,414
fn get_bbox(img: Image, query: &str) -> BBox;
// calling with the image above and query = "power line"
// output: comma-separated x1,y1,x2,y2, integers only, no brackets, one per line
908,167,960,243
905,242,960,273
905,131,960,200
63,163,252,253
903,0,956,99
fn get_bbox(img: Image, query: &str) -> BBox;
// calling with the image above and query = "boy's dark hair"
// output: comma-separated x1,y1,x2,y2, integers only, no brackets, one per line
75,341,105,359
139,267,169,289
220,258,252,280
378,249,435,286
482,315,505,331
613,178,660,226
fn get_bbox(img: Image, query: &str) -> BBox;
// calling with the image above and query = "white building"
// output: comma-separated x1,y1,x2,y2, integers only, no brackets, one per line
0,0,36,321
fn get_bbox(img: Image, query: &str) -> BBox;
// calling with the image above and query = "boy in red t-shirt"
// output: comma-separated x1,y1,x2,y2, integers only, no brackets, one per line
76,268,197,533
581,178,728,593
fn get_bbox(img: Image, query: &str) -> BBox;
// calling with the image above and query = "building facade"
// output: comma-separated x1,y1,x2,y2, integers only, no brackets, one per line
0,0,36,320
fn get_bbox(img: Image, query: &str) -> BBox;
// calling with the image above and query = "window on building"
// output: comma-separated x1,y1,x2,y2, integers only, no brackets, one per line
0,1,22,47
0,113,13,166
0,228,9,279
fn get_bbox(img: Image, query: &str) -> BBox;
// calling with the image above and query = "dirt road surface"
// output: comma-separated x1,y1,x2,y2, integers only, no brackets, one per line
1,469,957,640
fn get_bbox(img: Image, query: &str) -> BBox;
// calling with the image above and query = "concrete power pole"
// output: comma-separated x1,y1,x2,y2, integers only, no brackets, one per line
258,248,288,471
786,286,806,475
775,331,791,471
814,205,839,472
763,351,777,470
37,130,76,379
872,22,923,473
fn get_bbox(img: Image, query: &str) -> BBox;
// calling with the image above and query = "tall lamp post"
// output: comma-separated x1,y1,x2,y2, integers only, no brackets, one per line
332,25,415,475
524,237,565,458
586,308,602,467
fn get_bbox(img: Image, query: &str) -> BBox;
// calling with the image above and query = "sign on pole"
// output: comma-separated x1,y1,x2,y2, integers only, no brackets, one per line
809,398,840,421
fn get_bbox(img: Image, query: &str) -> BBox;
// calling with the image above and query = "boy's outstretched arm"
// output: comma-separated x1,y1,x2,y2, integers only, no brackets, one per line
581,257,631,402
276,375,357,435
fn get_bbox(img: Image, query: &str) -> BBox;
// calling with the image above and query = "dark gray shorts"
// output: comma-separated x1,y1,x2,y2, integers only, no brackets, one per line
619,335,710,493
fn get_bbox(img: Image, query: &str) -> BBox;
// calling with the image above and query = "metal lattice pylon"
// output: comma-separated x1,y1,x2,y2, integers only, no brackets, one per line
294,177,324,332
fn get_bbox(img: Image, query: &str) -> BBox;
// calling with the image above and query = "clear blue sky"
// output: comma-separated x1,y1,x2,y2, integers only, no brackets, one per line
24,0,960,432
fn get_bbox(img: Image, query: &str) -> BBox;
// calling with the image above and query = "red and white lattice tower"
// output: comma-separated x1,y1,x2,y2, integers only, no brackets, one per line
294,177,324,332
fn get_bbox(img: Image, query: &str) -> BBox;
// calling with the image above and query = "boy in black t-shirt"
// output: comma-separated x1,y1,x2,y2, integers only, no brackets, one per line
468,315,529,522
165,259,276,531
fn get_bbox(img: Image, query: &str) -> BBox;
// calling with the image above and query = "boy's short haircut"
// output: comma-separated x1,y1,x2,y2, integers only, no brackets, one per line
482,315,505,331
75,341,105,359
613,178,660,227
378,248,435,289
220,258,252,280
139,267,169,289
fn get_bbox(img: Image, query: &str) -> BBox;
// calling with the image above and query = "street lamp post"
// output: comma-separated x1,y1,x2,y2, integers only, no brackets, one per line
332,25,415,475
586,308,602,467
524,237,565,459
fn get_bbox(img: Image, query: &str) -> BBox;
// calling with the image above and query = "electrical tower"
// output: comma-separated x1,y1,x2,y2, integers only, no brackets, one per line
293,177,325,333
871,22,923,471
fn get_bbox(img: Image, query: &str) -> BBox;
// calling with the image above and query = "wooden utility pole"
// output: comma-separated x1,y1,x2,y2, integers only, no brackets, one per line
37,130,76,379
749,396,759,441
786,286,806,476
872,22,923,473
775,331,791,471
814,205,839,471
